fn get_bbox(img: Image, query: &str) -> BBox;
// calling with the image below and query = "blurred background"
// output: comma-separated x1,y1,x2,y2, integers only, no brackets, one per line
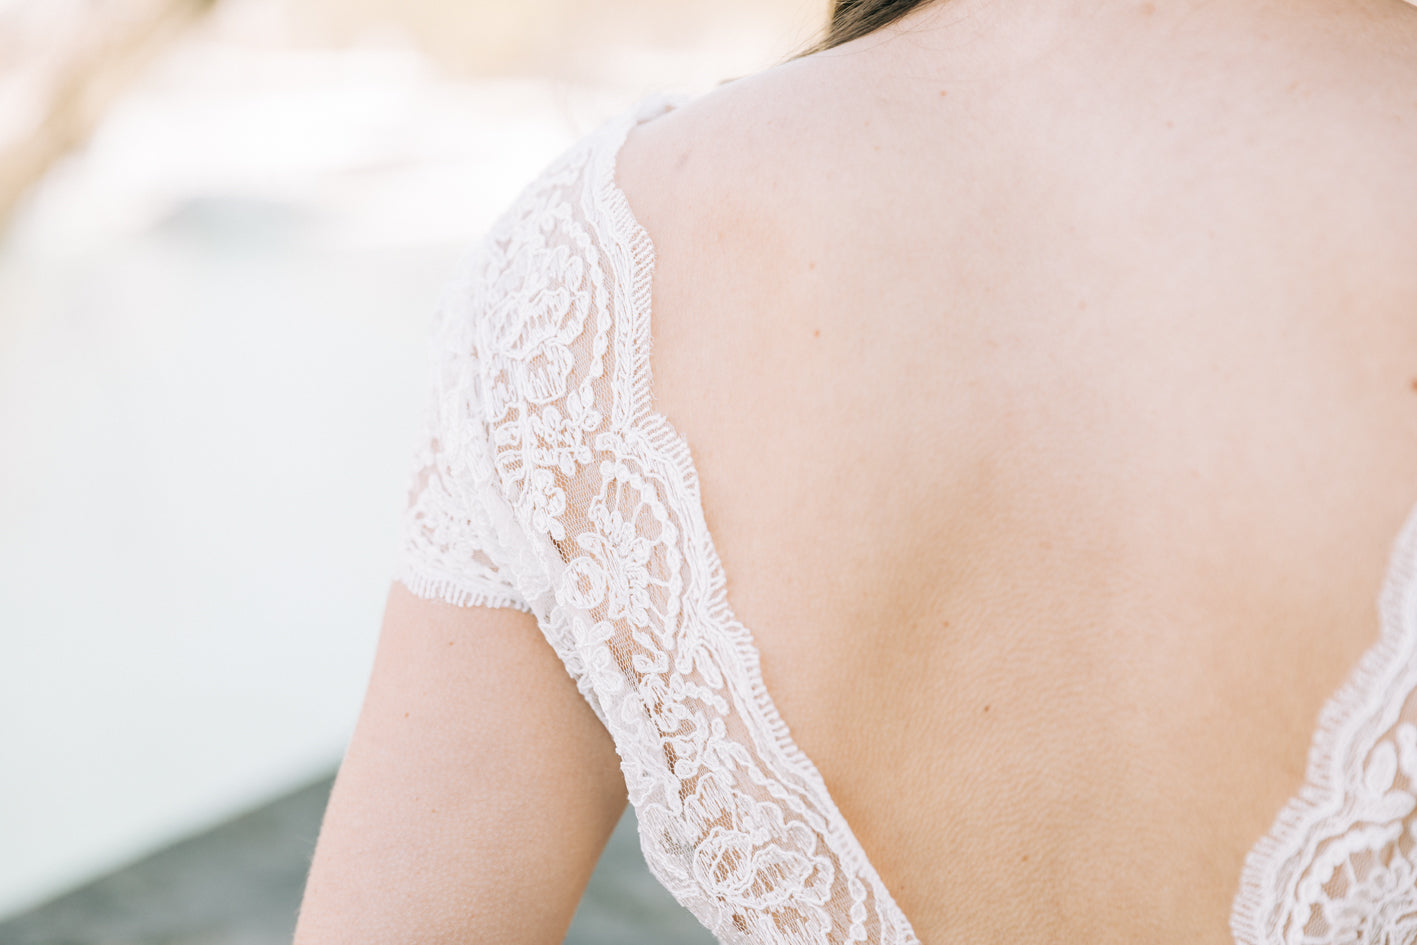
0,0,827,941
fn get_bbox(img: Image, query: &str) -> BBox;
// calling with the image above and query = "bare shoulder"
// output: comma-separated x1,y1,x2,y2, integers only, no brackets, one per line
613,56,847,282
613,59,857,406
614,0,1417,323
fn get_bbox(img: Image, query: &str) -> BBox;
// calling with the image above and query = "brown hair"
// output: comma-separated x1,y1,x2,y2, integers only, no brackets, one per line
800,0,938,56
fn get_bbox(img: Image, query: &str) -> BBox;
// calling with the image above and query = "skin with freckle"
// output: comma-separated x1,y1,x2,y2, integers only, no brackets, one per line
611,1,1417,942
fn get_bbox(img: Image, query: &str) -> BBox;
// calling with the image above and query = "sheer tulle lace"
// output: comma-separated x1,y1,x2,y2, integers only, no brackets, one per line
398,93,918,944
1232,500,1417,945
396,92,1417,945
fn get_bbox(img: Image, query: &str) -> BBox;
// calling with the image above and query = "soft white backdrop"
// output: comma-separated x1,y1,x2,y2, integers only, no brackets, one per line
0,0,824,919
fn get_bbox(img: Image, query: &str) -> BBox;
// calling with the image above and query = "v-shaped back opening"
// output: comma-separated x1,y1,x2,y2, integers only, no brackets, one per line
597,86,1417,945
467,85,1417,940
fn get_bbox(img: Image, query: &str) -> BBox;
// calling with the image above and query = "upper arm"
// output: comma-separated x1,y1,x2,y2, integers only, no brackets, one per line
293,581,627,945
296,119,657,943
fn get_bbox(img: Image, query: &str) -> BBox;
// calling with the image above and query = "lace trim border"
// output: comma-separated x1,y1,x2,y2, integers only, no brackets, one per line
394,560,532,613
1230,499,1417,943
595,91,920,943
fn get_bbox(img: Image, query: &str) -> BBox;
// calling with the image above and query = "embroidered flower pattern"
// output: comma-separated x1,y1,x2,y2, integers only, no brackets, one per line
400,99,920,944
403,93,1417,945
1320,847,1417,945
1233,546,1417,945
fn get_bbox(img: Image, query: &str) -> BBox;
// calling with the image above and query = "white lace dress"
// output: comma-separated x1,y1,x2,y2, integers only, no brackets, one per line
393,91,1417,945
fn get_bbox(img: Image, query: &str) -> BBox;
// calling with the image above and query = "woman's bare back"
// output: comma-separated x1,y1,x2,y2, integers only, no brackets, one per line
616,1,1417,940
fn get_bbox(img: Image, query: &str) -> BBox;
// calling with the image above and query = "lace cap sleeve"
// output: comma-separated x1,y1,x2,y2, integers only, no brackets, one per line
393,253,533,614
437,92,923,944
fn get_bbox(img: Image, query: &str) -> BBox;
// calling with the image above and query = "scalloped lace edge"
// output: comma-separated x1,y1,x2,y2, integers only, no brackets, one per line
595,91,922,943
1229,499,1417,943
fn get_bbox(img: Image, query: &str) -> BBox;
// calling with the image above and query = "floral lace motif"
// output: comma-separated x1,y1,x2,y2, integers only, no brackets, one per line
399,91,1417,945
398,93,919,944
1232,500,1417,945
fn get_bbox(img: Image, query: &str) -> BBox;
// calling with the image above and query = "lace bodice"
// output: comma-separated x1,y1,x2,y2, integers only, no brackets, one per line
394,91,1417,944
